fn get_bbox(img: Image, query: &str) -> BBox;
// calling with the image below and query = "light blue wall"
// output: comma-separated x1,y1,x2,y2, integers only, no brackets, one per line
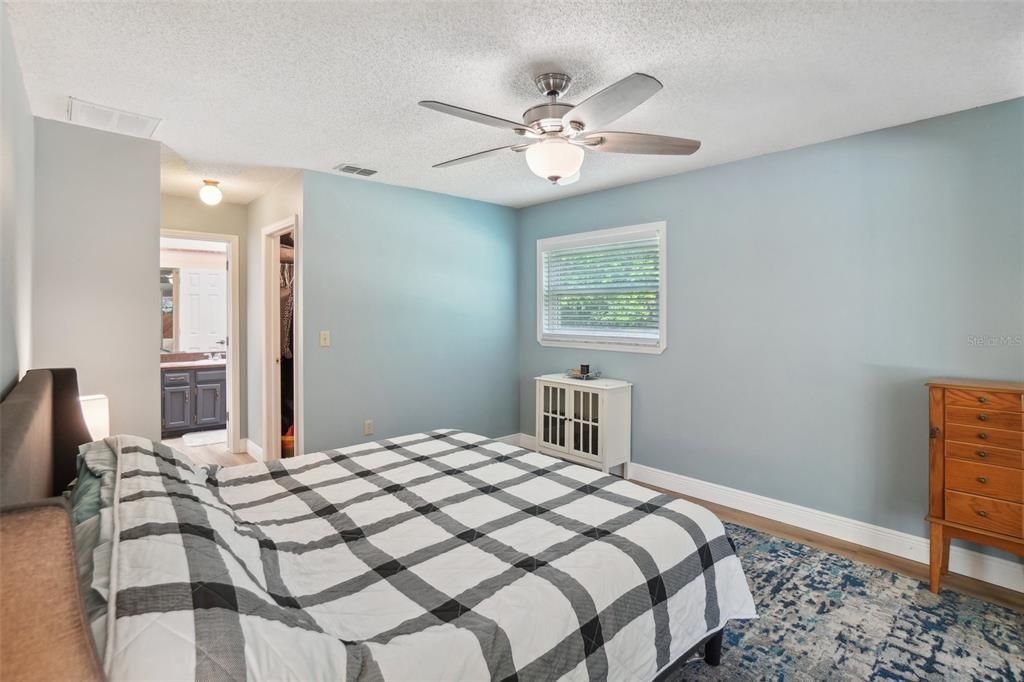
517,98,1024,546
302,171,519,452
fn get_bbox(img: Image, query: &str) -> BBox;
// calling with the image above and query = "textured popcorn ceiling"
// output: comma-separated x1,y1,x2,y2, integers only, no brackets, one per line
7,1,1023,207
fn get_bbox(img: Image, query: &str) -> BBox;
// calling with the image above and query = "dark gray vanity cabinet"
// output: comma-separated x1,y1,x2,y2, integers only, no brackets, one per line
161,366,226,438
163,385,192,431
194,369,227,427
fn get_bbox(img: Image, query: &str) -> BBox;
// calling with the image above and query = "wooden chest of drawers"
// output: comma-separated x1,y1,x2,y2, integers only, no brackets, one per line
927,379,1024,593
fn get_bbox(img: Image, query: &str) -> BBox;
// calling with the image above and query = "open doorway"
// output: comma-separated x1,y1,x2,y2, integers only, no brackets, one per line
261,215,302,460
159,231,244,464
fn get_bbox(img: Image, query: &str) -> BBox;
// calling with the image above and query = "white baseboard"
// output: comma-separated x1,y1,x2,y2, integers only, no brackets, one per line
495,433,525,447
243,439,264,460
517,434,538,450
509,434,1022,593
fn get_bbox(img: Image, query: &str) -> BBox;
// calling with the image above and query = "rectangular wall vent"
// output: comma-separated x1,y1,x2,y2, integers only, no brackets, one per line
333,163,378,177
66,97,161,138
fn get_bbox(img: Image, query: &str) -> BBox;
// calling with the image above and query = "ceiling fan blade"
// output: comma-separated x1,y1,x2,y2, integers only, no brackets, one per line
432,144,523,168
562,73,662,131
419,100,532,134
580,131,701,155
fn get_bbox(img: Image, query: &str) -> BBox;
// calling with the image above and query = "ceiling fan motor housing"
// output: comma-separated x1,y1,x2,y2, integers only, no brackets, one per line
522,102,574,132
527,73,575,133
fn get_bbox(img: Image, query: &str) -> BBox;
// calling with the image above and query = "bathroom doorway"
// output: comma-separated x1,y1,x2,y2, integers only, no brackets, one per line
159,231,243,463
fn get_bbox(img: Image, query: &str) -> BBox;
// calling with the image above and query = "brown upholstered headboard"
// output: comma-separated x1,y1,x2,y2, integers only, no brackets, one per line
0,369,93,505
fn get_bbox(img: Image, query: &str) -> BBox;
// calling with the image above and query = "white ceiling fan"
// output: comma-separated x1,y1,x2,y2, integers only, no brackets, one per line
419,72,701,186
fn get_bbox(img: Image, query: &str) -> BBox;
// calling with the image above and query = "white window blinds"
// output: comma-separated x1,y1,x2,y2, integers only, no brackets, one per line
538,223,666,352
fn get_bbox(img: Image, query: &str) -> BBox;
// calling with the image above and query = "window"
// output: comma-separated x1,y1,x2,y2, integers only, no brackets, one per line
537,222,666,353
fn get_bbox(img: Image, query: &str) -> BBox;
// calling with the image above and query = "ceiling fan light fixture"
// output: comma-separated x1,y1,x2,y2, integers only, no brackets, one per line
199,179,223,206
525,139,584,184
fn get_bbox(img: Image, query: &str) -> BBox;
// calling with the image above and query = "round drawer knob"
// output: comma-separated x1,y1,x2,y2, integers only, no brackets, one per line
977,451,989,458
977,510,989,518
978,414,988,422
977,433,988,440
976,476,988,484
978,397,988,404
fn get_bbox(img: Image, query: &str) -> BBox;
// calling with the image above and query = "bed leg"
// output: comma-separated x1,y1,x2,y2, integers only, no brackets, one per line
704,630,723,667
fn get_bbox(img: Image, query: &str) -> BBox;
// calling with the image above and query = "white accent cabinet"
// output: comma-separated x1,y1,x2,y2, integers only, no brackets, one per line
534,374,632,477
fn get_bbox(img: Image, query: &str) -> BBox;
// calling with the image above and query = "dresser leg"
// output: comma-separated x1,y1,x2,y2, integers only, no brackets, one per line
940,535,951,576
929,523,944,593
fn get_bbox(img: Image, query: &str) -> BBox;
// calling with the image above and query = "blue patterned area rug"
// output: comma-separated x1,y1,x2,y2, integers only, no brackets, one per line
673,523,1023,680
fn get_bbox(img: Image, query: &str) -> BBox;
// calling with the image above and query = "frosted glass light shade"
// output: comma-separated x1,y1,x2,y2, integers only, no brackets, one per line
525,140,584,183
199,180,222,206
79,394,110,440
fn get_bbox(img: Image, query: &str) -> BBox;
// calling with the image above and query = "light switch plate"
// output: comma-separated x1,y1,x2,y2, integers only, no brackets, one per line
319,330,330,347
363,419,374,436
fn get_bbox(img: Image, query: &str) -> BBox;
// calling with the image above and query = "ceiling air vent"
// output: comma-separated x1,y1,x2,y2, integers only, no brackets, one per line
66,97,162,138
333,163,378,177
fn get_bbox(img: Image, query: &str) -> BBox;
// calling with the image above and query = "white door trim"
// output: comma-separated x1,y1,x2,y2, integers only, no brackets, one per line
159,229,242,454
261,215,302,461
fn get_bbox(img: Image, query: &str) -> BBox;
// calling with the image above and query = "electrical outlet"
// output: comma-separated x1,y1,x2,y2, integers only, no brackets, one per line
363,419,374,436
319,330,330,347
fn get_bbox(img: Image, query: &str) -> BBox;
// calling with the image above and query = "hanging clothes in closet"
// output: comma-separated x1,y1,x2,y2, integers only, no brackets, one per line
280,239,295,436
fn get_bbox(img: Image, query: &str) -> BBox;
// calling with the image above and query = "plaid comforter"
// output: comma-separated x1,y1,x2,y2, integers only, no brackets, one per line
103,431,756,681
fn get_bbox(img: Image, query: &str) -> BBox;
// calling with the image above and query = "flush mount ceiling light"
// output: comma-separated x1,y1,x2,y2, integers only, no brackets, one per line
199,179,222,206
419,72,701,185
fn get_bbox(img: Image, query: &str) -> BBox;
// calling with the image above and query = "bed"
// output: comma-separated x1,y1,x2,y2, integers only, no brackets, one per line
1,369,756,681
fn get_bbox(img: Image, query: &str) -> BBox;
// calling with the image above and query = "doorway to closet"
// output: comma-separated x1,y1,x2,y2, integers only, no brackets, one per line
261,215,302,460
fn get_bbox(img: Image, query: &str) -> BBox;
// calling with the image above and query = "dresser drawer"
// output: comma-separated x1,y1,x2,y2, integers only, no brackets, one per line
945,441,1023,469
945,388,1023,412
946,407,1024,432
945,491,1023,538
945,423,1024,451
945,459,1023,503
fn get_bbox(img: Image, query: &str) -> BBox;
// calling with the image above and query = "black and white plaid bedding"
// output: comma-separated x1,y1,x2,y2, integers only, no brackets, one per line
103,431,756,681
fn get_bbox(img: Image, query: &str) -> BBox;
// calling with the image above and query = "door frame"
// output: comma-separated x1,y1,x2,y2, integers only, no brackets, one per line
159,229,242,454
261,215,303,461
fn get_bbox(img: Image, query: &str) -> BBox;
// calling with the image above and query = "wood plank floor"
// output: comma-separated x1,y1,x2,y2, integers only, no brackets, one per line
162,436,255,468
639,482,1023,612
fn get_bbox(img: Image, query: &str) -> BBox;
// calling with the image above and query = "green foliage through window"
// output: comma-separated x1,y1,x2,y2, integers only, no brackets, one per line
541,231,662,344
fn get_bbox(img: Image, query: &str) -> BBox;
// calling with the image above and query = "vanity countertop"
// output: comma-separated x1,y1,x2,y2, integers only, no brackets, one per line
160,359,227,370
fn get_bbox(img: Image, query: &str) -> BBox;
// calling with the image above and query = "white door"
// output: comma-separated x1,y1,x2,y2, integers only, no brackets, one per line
178,268,227,352
537,382,569,453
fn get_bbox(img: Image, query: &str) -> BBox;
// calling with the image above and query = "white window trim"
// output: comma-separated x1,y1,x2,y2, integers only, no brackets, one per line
536,221,667,354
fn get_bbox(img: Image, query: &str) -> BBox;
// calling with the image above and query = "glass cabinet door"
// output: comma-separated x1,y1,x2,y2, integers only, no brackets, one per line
539,383,568,452
570,389,600,459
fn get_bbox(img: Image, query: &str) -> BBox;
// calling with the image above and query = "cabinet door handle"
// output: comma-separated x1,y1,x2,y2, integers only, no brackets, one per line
977,414,988,422
977,432,988,440
976,476,988,484
976,510,989,518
